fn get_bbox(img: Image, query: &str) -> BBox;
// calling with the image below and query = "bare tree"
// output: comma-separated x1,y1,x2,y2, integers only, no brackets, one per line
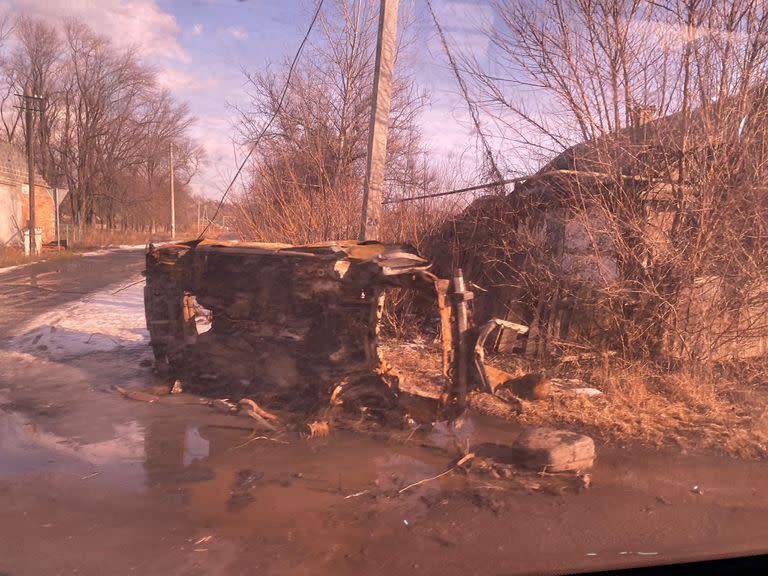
446,0,768,361
9,15,62,181
232,0,436,244
0,13,20,142
0,14,200,239
49,19,199,233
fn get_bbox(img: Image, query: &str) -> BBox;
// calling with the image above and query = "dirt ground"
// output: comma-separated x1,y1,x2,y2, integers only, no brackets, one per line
384,340,768,460
2,252,768,575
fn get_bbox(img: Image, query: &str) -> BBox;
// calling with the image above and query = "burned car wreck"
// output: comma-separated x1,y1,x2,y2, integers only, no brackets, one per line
143,239,528,422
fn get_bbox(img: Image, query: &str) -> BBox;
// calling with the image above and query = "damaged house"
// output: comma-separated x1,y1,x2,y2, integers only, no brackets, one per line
430,98,768,362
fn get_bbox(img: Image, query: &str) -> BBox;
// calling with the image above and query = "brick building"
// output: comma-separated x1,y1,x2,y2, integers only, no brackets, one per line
0,141,57,247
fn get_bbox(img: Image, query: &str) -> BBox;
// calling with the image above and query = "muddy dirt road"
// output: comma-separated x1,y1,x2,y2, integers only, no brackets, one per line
0,249,145,336
1,251,768,575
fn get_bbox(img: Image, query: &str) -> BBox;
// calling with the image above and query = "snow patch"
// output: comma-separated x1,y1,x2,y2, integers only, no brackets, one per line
0,264,24,275
0,259,52,276
80,245,147,257
10,277,149,360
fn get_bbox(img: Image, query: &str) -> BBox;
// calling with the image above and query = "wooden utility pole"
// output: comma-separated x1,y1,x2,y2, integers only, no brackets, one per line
170,141,176,239
24,85,38,255
359,0,399,241
451,268,471,414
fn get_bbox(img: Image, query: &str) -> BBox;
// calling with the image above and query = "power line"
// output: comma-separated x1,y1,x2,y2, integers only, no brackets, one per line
383,178,522,204
383,168,673,204
424,0,503,188
197,0,326,239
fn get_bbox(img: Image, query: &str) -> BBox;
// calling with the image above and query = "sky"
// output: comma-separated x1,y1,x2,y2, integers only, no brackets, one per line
0,0,495,198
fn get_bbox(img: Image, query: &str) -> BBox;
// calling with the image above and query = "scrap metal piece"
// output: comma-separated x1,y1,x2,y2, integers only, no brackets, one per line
303,420,330,439
211,399,237,414
473,318,528,393
237,398,280,423
450,269,472,417
113,385,160,403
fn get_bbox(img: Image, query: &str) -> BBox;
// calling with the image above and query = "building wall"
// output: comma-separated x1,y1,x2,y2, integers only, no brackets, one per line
0,181,22,246
561,209,619,285
21,184,56,243
0,142,53,246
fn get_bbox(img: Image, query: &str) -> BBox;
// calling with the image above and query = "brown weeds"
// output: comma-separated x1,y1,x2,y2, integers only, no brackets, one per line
384,339,768,459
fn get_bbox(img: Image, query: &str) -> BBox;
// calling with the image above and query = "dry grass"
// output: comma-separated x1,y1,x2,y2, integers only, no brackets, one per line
0,247,31,269
380,338,446,399
383,338,768,459
517,370,767,460
0,246,79,269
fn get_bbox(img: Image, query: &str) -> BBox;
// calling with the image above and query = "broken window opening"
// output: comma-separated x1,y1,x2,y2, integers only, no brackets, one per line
182,292,212,336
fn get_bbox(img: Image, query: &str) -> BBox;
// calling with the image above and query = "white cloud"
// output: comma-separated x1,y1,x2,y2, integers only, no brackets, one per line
224,25,248,41
156,67,195,90
156,67,219,92
188,115,243,197
630,17,750,52
0,0,187,61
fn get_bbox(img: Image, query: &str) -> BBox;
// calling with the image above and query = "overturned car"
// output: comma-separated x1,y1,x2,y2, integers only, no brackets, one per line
143,239,530,424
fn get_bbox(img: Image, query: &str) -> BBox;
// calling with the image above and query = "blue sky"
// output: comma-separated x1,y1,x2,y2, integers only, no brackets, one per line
2,0,496,197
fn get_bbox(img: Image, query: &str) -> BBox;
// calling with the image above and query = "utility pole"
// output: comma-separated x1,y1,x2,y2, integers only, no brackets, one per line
170,141,176,239
21,85,44,255
359,0,399,241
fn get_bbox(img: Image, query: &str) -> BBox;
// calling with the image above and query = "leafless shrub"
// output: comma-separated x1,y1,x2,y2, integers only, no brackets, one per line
231,0,445,244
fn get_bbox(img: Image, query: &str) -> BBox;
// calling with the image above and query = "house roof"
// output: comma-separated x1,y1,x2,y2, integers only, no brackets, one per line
524,87,768,196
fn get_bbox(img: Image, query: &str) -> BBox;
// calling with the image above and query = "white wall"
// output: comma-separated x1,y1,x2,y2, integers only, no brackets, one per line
0,182,22,246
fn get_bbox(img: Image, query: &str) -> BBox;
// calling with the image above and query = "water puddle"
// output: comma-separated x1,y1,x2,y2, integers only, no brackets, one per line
1,381,457,511
0,394,214,492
